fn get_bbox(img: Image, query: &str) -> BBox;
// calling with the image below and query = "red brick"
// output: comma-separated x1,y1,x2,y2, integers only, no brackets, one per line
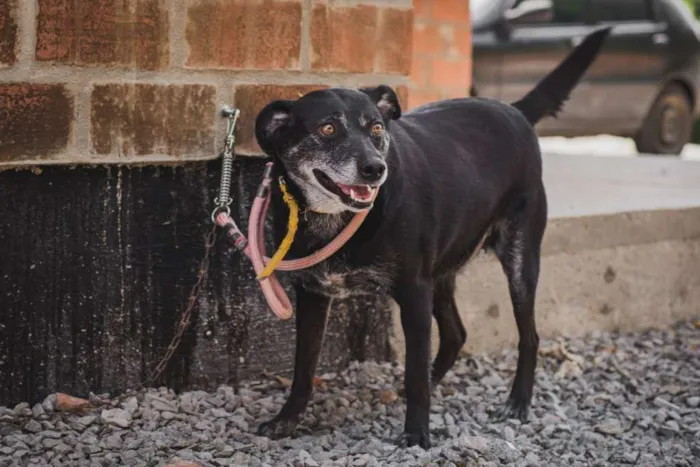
452,26,472,58
407,88,441,110
186,0,302,70
432,0,470,24
414,0,430,20
410,56,431,87
0,0,17,66
395,85,409,111
91,84,215,157
36,0,169,70
310,4,378,73
430,57,471,90
0,84,73,162
442,87,469,99
234,85,328,154
413,23,442,56
377,8,413,74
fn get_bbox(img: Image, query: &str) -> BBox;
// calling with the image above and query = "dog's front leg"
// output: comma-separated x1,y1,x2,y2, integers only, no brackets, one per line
394,279,433,449
257,286,331,438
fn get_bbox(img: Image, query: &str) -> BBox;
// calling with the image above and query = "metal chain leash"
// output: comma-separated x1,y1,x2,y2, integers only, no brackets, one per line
141,107,241,391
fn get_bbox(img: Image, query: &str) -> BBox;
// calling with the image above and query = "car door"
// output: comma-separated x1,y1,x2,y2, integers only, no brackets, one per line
471,0,513,100
497,0,597,135
584,0,670,135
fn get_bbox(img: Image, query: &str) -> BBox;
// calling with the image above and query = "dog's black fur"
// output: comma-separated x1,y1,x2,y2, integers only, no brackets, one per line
252,27,611,448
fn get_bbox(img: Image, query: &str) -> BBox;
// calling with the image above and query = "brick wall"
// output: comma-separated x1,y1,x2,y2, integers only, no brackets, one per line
0,0,475,405
409,0,472,109
0,0,413,168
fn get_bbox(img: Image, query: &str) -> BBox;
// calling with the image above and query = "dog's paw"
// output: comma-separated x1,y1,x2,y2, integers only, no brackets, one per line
256,417,299,439
398,429,431,450
493,397,530,423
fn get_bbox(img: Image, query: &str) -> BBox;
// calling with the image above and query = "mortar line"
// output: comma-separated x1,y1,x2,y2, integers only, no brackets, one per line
169,0,187,68
16,0,37,69
300,0,312,71
0,63,410,87
73,77,93,162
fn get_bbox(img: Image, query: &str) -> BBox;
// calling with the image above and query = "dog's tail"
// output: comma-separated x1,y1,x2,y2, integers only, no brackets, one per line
511,26,612,126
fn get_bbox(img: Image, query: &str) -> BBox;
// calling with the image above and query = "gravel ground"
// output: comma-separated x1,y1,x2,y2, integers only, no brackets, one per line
1,319,698,467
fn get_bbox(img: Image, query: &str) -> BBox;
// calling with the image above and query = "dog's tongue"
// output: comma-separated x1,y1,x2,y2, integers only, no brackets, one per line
338,184,374,201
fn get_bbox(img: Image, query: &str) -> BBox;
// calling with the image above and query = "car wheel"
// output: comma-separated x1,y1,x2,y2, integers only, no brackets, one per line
634,84,693,155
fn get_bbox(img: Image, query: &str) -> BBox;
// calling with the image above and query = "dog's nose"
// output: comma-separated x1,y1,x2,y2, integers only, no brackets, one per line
359,160,386,182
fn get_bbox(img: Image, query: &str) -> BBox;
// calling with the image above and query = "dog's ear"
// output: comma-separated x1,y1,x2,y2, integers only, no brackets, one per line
255,99,295,155
359,85,401,120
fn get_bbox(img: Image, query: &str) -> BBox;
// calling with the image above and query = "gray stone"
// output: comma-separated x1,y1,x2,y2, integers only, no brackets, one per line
100,409,132,429
595,419,624,435
23,420,42,434
686,397,700,408
458,435,489,452
122,397,139,416
31,404,45,419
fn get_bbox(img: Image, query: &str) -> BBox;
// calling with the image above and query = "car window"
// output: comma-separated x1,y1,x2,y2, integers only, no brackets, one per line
588,0,654,22
510,0,588,25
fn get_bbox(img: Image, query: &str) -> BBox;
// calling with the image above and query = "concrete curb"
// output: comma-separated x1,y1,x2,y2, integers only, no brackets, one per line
390,207,700,360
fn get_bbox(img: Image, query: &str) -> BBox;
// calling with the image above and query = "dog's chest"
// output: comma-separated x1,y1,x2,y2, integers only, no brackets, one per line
293,259,394,299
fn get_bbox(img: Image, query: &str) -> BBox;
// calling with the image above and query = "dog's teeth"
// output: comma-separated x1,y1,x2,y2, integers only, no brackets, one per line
349,188,357,200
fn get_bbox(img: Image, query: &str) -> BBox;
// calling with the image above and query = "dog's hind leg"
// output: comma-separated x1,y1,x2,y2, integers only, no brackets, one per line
492,186,547,422
257,286,331,438
431,273,466,386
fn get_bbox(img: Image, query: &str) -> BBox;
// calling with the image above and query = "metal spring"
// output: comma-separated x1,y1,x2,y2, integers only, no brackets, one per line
216,107,240,209
217,151,234,208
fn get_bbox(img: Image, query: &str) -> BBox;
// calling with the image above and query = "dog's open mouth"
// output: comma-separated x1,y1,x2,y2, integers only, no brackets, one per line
313,169,378,208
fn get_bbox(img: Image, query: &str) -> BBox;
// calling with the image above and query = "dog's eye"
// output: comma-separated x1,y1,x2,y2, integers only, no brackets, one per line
371,123,384,136
319,123,336,136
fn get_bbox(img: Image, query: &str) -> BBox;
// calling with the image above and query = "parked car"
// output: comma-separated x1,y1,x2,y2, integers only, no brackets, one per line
471,0,700,155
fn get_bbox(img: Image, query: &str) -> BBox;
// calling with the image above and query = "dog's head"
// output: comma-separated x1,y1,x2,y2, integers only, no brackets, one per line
255,86,401,214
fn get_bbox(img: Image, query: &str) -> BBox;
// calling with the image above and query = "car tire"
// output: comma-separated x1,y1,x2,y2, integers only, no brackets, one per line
634,84,693,155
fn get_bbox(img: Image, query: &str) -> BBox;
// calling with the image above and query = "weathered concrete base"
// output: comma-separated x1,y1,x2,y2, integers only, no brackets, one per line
0,160,392,407
391,207,700,361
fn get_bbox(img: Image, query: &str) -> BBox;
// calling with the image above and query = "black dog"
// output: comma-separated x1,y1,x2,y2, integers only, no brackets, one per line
253,27,611,448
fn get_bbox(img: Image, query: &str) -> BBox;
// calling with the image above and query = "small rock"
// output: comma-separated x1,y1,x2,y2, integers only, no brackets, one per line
0,446,14,455
657,421,680,437
623,451,639,463
210,408,229,418
595,419,624,436
459,435,489,452
54,443,72,455
100,408,132,428
230,415,249,431
23,420,42,433
164,460,201,467
379,390,397,405
122,397,139,416
686,397,700,408
42,394,56,413
147,395,177,412
654,397,681,412
56,393,91,411
504,426,516,442
41,438,61,449
31,404,45,419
